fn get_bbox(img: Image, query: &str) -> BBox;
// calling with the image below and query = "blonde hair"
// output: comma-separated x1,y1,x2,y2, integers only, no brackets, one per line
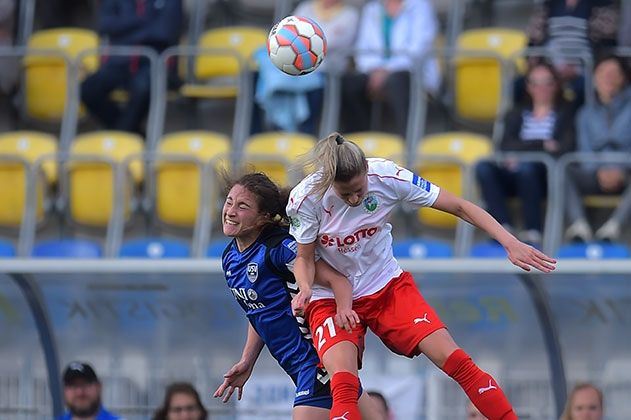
559,382,603,420
303,132,366,197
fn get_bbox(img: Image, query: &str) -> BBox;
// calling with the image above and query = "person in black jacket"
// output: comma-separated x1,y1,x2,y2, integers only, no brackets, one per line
476,61,575,245
80,0,182,135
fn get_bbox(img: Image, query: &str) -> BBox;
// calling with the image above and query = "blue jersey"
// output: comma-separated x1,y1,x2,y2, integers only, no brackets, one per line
222,225,330,408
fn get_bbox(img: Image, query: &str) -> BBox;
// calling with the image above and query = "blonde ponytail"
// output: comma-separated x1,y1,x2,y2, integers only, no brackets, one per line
302,132,367,197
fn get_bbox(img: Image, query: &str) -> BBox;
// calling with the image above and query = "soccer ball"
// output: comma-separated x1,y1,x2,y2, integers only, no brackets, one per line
267,15,327,76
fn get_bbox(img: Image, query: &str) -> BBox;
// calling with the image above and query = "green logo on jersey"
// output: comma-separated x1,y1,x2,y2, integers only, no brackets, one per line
289,216,301,228
363,194,379,213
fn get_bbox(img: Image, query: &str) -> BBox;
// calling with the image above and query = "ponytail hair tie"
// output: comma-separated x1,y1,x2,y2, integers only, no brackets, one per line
335,134,345,145
272,214,282,222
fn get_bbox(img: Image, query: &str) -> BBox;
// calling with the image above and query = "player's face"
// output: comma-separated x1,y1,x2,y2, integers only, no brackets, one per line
63,380,101,418
222,184,266,239
569,388,602,420
167,392,203,420
333,172,368,207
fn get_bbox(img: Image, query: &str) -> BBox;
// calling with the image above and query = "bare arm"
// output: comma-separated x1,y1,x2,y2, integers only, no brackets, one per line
431,189,556,272
315,260,360,333
213,324,264,402
292,242,317,316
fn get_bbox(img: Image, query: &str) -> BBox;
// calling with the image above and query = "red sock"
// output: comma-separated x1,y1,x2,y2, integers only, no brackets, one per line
330,371,361,420
442,349,518,420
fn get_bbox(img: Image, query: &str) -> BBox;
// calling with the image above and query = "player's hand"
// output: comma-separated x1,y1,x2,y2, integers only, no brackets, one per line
505,239,556,273
335,308,360,333
213,361,253,403
292,288,312,317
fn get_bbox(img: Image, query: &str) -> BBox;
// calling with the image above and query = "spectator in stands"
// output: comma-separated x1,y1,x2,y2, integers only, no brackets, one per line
559,382,603,420
153,382,207,420
81,0,183,136
0,0,18,100
56,361,123,420
523,0,618,109
341,0,440,137
251,0,359,135
564,54,631,242
37,0,95,29
367,390,392,420
476,61,575,246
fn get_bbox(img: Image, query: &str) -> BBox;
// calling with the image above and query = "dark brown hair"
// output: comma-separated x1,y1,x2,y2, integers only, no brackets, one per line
224,172,290,226
524,59,564,108
152,382,207,420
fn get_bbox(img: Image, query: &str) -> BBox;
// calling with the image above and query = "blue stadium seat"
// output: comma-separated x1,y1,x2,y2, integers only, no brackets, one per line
32,239,102,258
557,242,631,259
207,238,233,258
119,238,191,258
0,240,15,257
392,239,453,258
470,241,507,258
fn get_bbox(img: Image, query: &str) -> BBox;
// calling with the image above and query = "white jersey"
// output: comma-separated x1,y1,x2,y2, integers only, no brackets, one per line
287,158,440,300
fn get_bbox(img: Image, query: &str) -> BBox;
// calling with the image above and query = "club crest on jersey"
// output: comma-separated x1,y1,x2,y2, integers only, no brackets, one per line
362,194,379,214
247,262,258,282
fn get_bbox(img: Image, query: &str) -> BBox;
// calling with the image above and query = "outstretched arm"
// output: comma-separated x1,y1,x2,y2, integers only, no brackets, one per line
431,189,556,272
315,260,360,333
213,324,264,402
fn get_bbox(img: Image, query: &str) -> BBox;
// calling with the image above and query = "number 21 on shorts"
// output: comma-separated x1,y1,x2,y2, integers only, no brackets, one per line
314,316,337,351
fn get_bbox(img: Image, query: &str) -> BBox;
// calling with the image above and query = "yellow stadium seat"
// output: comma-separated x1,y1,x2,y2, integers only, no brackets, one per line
156,131,231,227
455,28,527,121
416,132,492,227
25,28,99,121
345,132,405,164
244,132,317,186
180,26,267,99
69,131,143,226
0,132,57,226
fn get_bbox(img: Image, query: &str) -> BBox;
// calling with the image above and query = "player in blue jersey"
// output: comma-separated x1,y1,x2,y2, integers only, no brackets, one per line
212,172,377,420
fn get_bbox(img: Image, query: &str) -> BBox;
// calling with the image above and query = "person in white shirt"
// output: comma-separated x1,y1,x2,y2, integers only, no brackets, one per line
286,133,556,420
341,0,440,137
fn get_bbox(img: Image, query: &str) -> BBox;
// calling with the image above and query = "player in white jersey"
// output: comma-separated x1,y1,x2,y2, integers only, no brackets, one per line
286,133,557,420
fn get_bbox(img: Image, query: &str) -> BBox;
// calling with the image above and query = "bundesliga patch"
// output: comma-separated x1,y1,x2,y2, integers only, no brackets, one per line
289,216,301,228
247,262,258,282
412,173,431,192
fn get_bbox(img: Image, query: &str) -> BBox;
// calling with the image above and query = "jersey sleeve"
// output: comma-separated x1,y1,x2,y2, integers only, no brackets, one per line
394,165,440,208
286,188,321,244
268,237,298,274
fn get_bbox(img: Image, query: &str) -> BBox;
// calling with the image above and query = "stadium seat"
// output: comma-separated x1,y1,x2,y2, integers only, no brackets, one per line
557,243,631,259
119,237,191,258
470,241,507,258
392,239,453,258
416,132,492,228
344,132,405,164
32,238,102,258
243,132,316,186
25,28,99,121
181,26,267,99
0,131,58,226
206,238,233,257
0,240,16,257
455,28,527,121
156,131,230,227
69,131,144,226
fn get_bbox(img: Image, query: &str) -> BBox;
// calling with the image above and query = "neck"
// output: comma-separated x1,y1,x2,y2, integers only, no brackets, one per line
235,229,264,252
532,102,552,115
72,413,97,420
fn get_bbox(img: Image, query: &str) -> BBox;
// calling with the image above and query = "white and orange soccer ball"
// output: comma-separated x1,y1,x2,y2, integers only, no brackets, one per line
267,15,327,76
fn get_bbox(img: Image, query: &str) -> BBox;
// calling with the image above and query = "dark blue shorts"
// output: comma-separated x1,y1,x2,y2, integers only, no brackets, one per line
293,365,332,409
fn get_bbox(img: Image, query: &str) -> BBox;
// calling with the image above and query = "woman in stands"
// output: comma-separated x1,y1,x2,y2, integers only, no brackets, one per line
213,172,377,419
287,133,557,420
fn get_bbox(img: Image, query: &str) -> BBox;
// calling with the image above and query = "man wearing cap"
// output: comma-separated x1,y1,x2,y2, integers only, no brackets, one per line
56,362,124,420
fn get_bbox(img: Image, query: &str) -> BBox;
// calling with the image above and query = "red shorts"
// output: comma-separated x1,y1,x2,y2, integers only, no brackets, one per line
306,271,446,362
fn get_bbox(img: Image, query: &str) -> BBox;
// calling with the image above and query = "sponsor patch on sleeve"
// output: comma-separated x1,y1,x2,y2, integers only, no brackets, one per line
412,173,432,192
